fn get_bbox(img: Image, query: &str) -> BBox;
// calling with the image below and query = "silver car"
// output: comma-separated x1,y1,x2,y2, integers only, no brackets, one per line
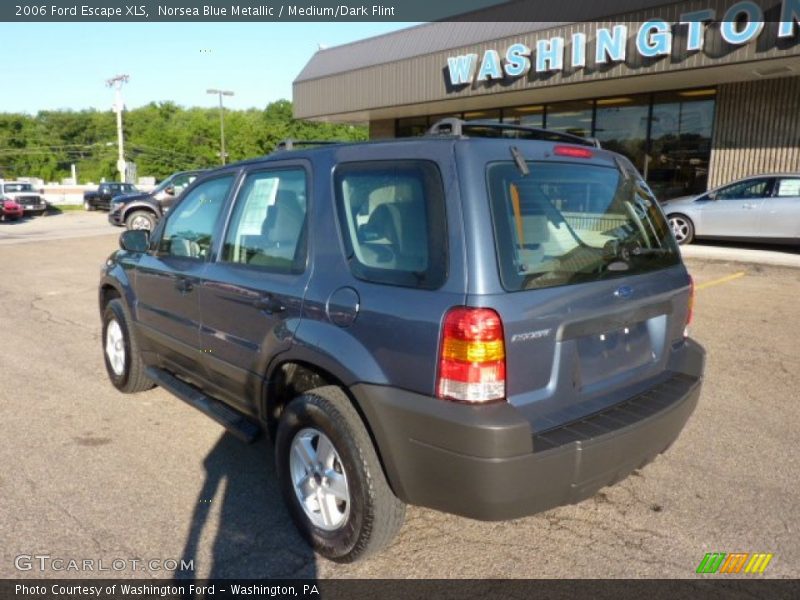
661,174,800,245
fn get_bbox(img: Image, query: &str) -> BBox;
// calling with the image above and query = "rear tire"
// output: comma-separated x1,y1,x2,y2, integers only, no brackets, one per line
102,299,153,393
125,210,156,232
84,200,95,211
275,386,405,562
668,214,695,245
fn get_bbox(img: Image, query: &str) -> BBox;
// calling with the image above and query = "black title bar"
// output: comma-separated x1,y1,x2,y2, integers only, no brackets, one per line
2,0,798,22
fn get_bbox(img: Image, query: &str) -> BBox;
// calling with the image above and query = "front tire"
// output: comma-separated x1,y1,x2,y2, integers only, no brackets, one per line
102,299,153,393
125,210,156,232
275,386,405,562
668,214,695,245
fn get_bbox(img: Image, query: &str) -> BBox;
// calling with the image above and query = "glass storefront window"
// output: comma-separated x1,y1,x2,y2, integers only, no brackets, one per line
429,113,462,125
503,106,544,128
594,96,650,173
546,100,594,137
396,116,429,138
647,90,715,200
395,88,716,201
463,109,501,122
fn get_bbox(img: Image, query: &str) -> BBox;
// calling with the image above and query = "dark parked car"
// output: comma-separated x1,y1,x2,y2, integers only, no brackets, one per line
108,170,206,231
84,182,138,211
0,180,47,216
98,120,704,562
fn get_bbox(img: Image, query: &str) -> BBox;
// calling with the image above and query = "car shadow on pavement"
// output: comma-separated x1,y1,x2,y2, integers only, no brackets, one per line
175,432,317,579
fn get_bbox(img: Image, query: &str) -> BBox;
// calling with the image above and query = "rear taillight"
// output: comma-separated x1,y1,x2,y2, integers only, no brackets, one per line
553,145,594,159
437,307,506,403
685,276,695,337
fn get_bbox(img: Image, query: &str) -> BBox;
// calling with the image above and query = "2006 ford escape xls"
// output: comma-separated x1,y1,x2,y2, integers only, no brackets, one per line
98,119,705,562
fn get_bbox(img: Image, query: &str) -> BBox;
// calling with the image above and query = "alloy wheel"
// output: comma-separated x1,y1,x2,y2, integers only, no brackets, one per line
105,319,126,376
669,216,690,244
289,427,350,531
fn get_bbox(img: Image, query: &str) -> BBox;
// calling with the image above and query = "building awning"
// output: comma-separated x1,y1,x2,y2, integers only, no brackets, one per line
293,0,800,122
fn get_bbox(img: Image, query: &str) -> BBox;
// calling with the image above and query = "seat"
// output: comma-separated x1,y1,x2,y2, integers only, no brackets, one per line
359,203,401,267
392,200,428,271
249,189,305,266
170,237,200,258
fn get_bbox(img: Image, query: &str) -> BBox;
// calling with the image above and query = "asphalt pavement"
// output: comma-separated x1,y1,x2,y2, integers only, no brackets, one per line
0,213,797,579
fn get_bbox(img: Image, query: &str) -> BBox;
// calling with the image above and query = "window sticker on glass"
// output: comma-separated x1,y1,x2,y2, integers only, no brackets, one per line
777,179,800,197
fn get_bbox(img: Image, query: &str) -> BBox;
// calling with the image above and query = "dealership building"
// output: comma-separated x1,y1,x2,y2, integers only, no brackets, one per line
293,0,800,199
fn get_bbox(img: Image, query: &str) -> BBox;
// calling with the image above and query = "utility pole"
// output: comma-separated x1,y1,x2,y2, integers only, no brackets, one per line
106,74,129,182
207,88,234,165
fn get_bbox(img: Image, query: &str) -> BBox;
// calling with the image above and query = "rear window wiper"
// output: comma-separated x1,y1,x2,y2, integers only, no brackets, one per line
510,146,529,176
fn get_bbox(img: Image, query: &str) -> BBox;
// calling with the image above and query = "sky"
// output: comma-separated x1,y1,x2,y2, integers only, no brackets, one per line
0,22,417,113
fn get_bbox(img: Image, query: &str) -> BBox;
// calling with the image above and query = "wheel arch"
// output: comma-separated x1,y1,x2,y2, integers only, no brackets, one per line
122,203,159,224
98,269,135,318
262,358,399,498
99,284,122,312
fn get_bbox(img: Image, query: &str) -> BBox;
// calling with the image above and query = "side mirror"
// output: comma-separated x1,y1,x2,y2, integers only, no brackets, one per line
119,229,149,253
164,185,175,196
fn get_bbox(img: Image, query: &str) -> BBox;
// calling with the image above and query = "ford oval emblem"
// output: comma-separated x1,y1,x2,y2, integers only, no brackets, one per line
614,285,634,299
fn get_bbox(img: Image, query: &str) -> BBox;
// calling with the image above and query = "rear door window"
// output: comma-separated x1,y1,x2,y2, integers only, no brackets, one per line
775,178,800,198
334,160,447,289
487,160,679,291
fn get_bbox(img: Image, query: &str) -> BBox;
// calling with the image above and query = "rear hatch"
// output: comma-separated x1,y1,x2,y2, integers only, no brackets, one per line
457,140,691,432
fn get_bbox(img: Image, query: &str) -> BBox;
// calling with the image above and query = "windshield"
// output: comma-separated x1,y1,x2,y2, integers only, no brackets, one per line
151,178,172,194
486,160,679,291
109,184,137,193
4,183,34,192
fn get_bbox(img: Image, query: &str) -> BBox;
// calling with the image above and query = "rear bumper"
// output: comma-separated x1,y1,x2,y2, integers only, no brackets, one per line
353,338,705,521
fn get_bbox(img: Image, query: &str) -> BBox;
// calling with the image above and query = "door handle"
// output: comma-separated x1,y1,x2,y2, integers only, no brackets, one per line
175,277,194,293
252,294,285,314
742,203,756,209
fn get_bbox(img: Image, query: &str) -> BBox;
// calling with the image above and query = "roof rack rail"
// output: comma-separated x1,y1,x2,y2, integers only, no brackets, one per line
426,118,601,148
274,139,341,151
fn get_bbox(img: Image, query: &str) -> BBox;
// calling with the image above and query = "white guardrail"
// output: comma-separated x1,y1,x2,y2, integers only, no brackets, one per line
41,184,155,206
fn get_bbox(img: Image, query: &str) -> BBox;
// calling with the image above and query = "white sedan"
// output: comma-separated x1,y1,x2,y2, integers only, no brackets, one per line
661,174,800,245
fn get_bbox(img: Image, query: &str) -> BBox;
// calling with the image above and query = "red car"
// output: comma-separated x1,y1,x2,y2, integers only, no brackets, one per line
1,198,23,221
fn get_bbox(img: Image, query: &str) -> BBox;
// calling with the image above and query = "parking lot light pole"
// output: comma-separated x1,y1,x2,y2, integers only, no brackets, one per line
106,74,129,182
207,89,234,165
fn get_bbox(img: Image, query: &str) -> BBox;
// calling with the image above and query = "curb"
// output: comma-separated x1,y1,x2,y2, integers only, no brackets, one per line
680,244,800,269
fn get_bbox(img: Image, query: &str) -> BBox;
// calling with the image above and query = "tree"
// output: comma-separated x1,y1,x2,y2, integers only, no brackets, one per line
0,100,368,182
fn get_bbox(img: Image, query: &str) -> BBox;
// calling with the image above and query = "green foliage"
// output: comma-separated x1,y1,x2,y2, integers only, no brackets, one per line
0,100,367,183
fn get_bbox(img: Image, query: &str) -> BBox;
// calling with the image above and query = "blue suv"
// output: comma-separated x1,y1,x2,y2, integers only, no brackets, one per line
98,120,705,562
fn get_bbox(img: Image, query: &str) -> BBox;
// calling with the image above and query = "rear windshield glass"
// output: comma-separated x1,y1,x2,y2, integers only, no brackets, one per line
487,161,679,291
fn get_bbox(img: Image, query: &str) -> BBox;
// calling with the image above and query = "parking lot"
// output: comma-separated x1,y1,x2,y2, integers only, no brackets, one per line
0,212,798,579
